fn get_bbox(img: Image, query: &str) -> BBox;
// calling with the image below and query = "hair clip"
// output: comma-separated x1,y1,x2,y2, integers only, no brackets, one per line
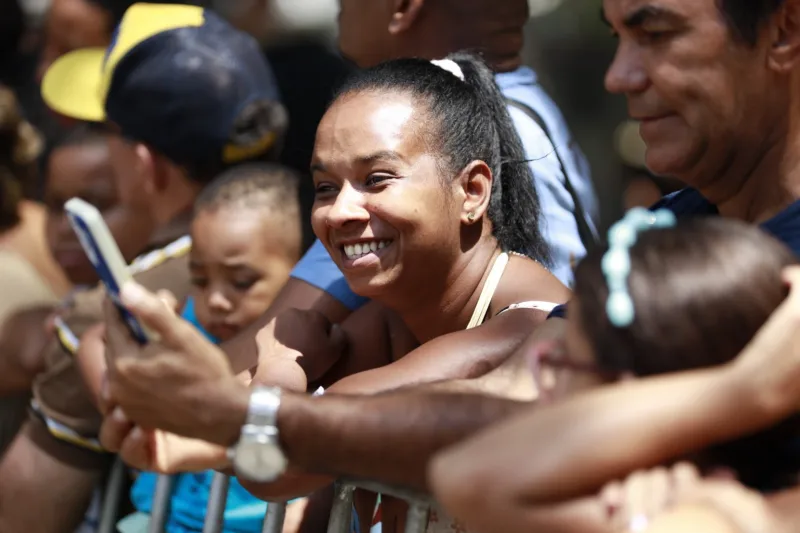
602,208,676,327
431,59,465,81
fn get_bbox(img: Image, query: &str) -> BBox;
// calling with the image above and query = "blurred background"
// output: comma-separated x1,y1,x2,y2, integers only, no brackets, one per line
1,0,680,232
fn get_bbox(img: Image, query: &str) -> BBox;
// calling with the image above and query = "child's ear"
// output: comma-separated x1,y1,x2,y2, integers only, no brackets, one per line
526,339,562,403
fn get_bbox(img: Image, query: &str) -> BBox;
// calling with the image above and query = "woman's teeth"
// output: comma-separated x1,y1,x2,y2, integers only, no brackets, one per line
343,240,391,260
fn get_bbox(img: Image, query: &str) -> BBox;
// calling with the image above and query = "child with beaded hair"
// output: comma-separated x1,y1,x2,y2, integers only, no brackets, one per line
432,209,800,533
556,210,800,489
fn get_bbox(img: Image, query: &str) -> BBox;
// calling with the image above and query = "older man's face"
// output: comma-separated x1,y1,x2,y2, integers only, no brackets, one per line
602,0,786,187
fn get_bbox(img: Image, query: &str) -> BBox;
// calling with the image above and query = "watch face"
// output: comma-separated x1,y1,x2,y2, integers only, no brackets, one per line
235,439,287,483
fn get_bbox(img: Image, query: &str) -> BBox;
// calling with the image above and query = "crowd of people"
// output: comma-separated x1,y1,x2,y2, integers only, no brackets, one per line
1,0,800,532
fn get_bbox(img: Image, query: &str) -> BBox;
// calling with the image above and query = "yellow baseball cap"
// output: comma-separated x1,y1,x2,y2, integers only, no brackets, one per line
40,3,285,172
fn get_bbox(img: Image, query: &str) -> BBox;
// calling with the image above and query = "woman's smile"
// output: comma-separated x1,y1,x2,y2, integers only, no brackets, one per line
338,238,395,269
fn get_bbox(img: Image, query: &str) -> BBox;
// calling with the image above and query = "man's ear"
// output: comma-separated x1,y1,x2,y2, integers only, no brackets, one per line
457,160,493,226
133,143,164,195
388,0,426,35
768,0,800,72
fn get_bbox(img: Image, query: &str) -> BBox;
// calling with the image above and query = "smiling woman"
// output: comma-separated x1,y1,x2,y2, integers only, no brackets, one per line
99,52,571,533
310,53,553,305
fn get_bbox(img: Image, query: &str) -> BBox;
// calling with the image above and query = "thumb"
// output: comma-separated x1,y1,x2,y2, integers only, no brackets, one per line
120,425,155,471
120,282,185,345
155,290,180,313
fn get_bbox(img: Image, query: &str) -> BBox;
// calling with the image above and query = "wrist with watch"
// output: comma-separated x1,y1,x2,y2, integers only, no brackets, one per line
227,386,288,483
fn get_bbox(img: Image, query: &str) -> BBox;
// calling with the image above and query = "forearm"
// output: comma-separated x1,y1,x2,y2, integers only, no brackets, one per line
441,493,609,533
430,364,783,506
275,391,528,492
0,307,54,395
75,324,107,409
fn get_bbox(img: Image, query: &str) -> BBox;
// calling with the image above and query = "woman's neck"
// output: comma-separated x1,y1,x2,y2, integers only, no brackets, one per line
390,240,502,343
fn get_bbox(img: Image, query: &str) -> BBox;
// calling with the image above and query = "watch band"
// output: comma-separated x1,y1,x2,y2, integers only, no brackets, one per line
246,386,282,428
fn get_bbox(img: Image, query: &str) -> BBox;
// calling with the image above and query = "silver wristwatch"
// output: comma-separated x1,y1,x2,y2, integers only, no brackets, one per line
228,386,287,483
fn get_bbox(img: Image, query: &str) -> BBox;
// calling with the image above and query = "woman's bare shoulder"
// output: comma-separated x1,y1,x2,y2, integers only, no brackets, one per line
493,255,571,314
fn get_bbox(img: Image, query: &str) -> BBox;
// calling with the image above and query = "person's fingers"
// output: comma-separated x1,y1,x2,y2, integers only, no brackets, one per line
120,282,192,349
619,471,649,530
103,297,138,367
99,406,134,453
643,467,671,519
669,462,701,505
599,481,623,519
119,426,154,471
155,289,179,313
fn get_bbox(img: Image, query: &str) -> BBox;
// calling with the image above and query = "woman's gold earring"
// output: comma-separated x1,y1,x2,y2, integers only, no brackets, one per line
467,212,475,223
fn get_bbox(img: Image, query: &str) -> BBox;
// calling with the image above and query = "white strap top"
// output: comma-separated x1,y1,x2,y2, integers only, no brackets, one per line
466,252,559,329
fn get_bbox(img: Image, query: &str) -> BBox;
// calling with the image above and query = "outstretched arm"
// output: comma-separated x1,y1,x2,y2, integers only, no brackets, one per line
103,269,800,505
429,267,800,522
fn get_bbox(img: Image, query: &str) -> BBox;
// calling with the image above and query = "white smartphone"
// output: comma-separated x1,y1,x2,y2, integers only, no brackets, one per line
65,197,152,344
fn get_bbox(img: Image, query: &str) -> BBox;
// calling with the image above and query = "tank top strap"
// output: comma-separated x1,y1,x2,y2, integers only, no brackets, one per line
466,252,509,330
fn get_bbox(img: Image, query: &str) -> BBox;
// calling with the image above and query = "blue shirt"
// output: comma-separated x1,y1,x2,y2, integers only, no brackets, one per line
290,67,599,310
548,188,800,319
131,297,267,533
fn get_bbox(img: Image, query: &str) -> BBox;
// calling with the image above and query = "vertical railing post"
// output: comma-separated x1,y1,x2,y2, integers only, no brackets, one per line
97,457,127,533
148,474,175,533
262,501,287,533
403,503,430,533
326,484,355,533
202,473,231,533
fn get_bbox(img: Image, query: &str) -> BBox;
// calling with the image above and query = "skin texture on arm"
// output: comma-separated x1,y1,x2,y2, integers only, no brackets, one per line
324,307,546,394
429,267,800,515
240,307,548,499
420,316,567,400
0,306,55,395
240,391,530,500
427,365,788,524
74,323,106,409
103,270,800,510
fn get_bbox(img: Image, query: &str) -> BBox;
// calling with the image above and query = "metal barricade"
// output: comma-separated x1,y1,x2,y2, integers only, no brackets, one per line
98,457,128,533
262,501,287,533
98,465,434,533
148,474,175,533
325,484,355,533
203,472,230,533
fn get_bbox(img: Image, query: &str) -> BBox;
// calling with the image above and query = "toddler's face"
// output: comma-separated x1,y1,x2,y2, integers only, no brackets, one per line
189,207,296,341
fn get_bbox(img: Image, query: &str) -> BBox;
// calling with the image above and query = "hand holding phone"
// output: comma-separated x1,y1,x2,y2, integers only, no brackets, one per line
65,197,152,343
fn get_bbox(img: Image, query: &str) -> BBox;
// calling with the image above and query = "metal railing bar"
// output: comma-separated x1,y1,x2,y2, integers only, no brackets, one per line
148,474,175,533
203,472,231,533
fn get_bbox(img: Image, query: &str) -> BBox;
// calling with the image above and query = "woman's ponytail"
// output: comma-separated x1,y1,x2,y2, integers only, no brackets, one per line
449,52,550,265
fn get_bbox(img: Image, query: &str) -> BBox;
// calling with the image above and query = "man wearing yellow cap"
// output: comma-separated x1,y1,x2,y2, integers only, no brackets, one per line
0,4,288,532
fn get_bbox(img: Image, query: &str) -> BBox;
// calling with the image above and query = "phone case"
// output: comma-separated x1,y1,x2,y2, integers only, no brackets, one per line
65,198,152,343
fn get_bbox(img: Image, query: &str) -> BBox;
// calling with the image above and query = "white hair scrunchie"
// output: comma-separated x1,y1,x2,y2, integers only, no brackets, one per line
431,59,465,82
